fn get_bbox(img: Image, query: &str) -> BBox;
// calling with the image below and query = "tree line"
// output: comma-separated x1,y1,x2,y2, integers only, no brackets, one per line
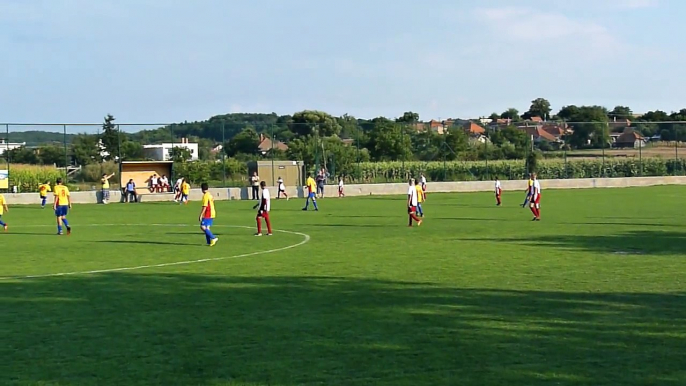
5,99,686,170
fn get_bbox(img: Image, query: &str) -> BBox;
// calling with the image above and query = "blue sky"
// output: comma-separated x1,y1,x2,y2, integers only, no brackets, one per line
1,0,684,125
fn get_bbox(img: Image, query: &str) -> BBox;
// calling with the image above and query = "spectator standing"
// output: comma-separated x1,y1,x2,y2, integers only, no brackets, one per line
101,173,115,204
250,172,260,200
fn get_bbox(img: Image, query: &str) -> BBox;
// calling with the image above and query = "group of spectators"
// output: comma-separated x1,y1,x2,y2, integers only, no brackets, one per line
249,167,332,200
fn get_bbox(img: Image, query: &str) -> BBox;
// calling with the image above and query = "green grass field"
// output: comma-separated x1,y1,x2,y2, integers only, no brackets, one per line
2,187,686,386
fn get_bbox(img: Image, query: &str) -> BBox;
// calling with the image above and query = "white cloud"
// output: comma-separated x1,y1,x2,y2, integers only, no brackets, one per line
473,7,625,56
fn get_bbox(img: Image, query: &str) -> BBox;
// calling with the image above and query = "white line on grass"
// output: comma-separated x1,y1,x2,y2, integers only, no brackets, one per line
0,224,311,281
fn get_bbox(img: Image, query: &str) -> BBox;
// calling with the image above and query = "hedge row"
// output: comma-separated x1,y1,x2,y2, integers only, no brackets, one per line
7,158,686,192
344,158,686,183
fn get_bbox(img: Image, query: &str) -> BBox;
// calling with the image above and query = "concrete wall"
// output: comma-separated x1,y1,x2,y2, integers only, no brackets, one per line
6,176,686,205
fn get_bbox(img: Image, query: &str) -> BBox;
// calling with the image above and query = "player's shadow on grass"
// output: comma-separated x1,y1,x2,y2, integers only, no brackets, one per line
91,240,204,247
462,230,686,255
295,223,388,228
2,274,685,386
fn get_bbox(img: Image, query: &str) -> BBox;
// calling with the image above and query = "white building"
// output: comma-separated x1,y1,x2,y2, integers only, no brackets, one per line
143,138,199,161
0,139,27,155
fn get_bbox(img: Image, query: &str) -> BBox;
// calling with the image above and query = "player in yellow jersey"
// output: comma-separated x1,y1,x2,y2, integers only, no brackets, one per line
180,179,191,205
53,178,72,235
0,193,9,231
38,181,51,209
415,178,425,217
302,173,319,211
199,183,218,246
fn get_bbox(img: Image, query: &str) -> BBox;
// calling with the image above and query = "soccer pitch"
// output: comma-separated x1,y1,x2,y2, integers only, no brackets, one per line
2,187,686,386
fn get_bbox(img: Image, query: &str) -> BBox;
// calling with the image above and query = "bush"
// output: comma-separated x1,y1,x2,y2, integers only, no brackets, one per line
76,162,118,183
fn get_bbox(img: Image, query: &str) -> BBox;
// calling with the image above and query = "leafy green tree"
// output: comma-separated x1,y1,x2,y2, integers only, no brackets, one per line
500,108,521,121
337,114,363,140
639,110,669,122
367,118,413,161
490,126,528,151
488,112,500,121
169,147,192,163
609,106,633,120
120,141,144,160
225,127,260,157
6,146,39,164
523,98,552,120
396,111,419,124
38,145,66,166
526,150,541,173
71,134,101,165
100,114,120,161
557,105,609,148
289,110,342,137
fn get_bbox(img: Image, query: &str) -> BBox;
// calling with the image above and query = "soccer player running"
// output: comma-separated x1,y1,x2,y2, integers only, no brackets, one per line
173,177,183,202
338,176,345,198
199,183,218,246
420,173,427,199
180,179,191,205
253,181,273,236
277,177,288,200
529,173,542,221
38,181,51,209
0,193,8,231
53,178,72,235
302,173,319,211
407,178,422,227
521,173,533,208
415,178,425,217
495,176,502,206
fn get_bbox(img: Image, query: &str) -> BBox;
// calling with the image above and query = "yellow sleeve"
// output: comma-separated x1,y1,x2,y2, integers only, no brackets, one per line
64,187,70,196
202,194,209,207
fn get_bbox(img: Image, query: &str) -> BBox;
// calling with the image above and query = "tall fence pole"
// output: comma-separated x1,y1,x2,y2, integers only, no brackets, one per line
676,140,679,176
601,140,605,178
117,124,122,189
271,124,275,187
639,140,642,177
63,124,68,180
221,122,226,187
5,124,9,191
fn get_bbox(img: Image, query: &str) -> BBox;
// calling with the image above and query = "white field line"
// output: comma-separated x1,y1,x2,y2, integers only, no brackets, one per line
0,224,310,281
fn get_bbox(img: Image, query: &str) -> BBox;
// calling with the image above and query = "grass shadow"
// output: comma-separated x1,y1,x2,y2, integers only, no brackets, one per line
1,274,684,385
457,230,686,255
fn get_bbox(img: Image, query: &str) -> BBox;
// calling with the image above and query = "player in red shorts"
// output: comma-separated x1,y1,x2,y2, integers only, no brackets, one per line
407,178,422,227
529,173,541,221
494,176,502,206
338,176,345,198
253,181,273,236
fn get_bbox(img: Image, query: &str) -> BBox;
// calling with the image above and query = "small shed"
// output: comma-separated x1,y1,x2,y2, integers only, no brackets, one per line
120,161,173,194
247,160,304,188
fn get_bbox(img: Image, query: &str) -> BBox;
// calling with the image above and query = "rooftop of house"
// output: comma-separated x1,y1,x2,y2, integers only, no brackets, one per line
258,134,288,152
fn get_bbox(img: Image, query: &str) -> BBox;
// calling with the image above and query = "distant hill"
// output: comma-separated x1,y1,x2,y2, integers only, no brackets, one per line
3,131,76,146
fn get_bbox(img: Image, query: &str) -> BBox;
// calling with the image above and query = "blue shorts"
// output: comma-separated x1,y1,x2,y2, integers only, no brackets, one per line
201,218,214,227
182,194,188,200
55,205,69,217
308,192,316,199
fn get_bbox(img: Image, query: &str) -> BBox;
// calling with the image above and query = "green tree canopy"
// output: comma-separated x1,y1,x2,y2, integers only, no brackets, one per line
523,98,552,120
289,110,342,137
